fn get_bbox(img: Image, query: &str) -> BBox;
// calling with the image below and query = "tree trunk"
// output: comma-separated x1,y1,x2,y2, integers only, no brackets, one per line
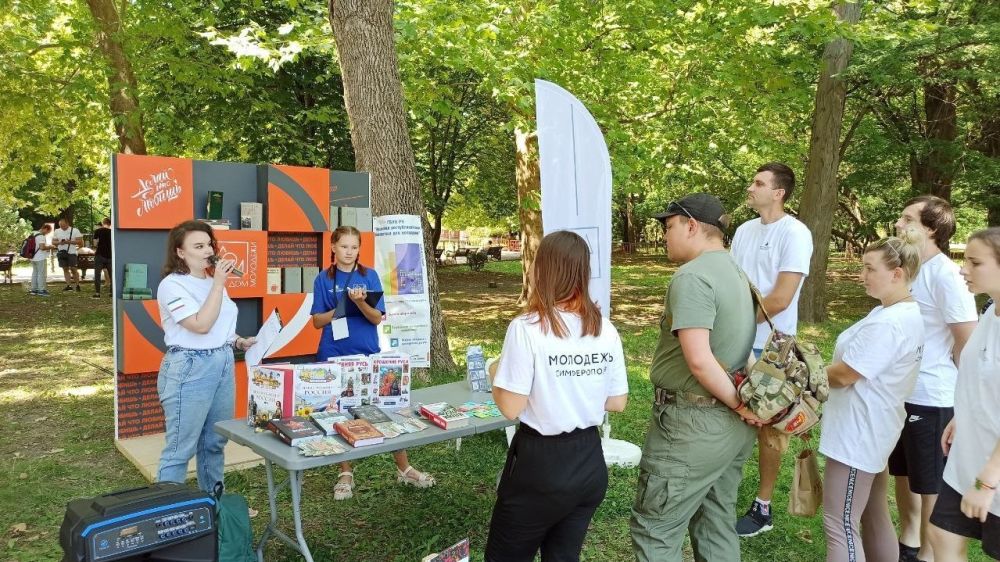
328,0,455,370
431,212,443,250
797,1,863,323
515,128,543,306
910,80,958,199
85,0,147,155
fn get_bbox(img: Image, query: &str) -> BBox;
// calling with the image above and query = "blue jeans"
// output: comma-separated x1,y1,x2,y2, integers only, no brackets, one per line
157,345,235,493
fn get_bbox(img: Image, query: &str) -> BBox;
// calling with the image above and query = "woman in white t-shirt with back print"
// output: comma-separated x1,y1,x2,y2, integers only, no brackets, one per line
484,230,629,562
820,230,925,562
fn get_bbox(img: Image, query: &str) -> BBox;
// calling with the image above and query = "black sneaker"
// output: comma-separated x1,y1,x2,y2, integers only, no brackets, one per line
91,293,101,299
63,285,73,291
898,543,923,562
736,500,774,537
75,285,81,292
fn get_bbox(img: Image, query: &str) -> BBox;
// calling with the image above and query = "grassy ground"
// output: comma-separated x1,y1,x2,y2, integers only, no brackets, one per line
0,255,990,561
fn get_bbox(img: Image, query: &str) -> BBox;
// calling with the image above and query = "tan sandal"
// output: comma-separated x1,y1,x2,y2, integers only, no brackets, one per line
334,471,354,500
397,465,435,488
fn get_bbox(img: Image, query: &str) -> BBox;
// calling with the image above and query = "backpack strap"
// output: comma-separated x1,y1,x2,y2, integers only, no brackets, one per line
746,278,776,332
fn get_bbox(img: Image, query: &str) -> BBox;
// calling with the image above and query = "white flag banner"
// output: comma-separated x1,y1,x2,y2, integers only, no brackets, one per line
536,79,613,316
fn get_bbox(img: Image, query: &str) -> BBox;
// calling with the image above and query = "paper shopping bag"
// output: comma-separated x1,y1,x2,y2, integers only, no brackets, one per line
788,448,823,517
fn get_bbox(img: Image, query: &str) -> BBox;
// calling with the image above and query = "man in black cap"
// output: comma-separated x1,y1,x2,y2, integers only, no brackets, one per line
631,193,762,562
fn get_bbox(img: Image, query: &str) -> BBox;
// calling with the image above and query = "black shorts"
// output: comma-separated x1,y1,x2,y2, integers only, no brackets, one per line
929,483,1000,559
57,252,78,268
888,402,953,494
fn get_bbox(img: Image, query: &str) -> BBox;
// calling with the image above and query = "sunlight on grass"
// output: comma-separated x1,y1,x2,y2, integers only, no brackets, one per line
0,388,36,403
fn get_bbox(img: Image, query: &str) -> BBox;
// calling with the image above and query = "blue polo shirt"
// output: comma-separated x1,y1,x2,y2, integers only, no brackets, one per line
311,266,385,360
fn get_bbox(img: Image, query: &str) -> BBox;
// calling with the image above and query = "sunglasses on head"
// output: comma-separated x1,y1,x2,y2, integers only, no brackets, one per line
668,201,695,221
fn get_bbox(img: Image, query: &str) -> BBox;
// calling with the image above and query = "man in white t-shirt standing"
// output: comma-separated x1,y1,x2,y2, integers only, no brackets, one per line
890,195,977,562
731,162,814,537
52,217,83,292
29,223,54,296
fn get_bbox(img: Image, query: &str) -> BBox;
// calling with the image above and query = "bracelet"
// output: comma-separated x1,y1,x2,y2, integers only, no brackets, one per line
730,401,745,412
975,478,998,491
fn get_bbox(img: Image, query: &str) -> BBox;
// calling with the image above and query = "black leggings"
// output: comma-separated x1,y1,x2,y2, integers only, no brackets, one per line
485,424,608,562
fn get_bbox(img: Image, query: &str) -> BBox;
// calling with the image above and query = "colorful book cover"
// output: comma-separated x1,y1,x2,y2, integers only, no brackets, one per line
309,411,351,436
247,365,294,427
419,402,469,430
267,416,324,447
394,243,424,295
333,355,371,410
292,363,341,416
425,538,470,562
466,345,489,392
333,418,385,447
347,404,394,424
266,267,281,294
371,353,410,408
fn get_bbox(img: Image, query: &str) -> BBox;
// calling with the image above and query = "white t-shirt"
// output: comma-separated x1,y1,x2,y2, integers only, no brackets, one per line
907,253,978,407
157,273,238,349
493,311,629,435
943,305,1000,516
819,302,924,473
31,233,49,262
731,215,813,348
52,227,82,255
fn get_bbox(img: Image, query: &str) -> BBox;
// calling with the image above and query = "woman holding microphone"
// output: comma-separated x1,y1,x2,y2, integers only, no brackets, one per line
156,220,255,493
485,230,629,562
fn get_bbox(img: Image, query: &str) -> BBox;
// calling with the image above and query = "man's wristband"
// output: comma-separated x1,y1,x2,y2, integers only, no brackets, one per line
975,478,998,491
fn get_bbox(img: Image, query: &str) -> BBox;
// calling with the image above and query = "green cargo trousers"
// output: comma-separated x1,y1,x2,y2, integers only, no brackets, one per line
630,398,756,562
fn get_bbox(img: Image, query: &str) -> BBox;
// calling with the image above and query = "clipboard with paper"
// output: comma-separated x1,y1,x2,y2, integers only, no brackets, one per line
244,309,284,368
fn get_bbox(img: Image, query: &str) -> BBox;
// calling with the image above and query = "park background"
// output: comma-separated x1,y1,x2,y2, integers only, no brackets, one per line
1,0,998,560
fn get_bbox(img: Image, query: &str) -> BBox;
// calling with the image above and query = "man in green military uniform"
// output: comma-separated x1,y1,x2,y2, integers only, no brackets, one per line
630,193,763,562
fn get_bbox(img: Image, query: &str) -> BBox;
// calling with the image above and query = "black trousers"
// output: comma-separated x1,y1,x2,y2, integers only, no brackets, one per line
485,424,608,562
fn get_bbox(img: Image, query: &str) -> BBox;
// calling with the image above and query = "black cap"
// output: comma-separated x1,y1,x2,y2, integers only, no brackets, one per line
653,193,727,230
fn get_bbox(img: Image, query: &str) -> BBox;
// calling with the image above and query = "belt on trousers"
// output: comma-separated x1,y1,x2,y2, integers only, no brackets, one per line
654,387,722,408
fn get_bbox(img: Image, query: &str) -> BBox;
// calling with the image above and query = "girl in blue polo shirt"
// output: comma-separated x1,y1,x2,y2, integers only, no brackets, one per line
310,226,435,500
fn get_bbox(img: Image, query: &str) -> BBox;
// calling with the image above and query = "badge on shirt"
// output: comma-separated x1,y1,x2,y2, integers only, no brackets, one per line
332,317,350,340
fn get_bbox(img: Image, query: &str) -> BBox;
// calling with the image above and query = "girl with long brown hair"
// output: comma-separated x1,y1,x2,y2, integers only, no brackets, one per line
156,220,256,492
486,230,629,561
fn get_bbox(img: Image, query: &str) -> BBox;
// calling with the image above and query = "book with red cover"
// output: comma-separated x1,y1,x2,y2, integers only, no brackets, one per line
333,418,385,447
419,402,470,430
267,416,324,447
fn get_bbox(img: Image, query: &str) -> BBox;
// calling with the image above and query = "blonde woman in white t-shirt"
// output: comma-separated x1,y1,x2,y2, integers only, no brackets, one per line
155,220,256,493
819,231,925,562
485,230,629,562
929,227,1000,561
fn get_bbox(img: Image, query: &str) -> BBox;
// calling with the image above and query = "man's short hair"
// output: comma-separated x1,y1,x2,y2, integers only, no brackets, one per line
102,217,111,226
756,162,796,203
905,194,955,253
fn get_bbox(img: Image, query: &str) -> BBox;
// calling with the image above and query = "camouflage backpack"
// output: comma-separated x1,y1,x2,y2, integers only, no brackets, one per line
736,283,829,436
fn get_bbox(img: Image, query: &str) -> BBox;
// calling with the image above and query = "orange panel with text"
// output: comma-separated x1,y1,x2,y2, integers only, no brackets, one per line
214,230,268,298
267,165,330,232
116,154,194,229
120,300,165,375
262,293,322,359
234,360,248,420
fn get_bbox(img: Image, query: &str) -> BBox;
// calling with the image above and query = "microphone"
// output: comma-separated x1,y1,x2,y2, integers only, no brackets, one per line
209,255,243,277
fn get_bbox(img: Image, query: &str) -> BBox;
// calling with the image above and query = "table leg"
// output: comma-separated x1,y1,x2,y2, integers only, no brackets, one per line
256,459,279,562
288,469,314,561
255,462,314,562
